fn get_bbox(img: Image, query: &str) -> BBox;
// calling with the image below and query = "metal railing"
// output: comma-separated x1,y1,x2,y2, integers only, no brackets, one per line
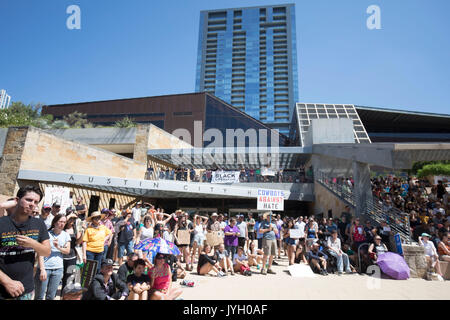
315,170,412,243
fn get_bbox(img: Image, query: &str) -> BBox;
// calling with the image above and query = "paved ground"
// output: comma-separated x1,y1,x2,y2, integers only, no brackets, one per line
171,256,450,300
55,255,449,300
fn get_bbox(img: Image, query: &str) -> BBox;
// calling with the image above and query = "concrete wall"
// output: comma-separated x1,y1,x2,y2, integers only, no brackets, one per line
20,127,146,179
313,181,354,218
304,119,354,146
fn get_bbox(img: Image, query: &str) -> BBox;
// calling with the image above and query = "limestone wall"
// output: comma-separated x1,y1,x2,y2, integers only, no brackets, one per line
402,244,427,279
0,127,28,196
313,181,354,218
20,127,146,179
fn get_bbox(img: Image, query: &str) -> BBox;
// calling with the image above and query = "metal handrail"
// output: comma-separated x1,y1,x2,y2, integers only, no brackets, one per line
315,170,412,243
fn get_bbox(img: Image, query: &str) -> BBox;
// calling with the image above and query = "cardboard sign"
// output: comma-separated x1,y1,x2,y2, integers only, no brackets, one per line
206,231,224,247
289,229,302,239
80,259,98,289
257,189,285,211
177,229,191,245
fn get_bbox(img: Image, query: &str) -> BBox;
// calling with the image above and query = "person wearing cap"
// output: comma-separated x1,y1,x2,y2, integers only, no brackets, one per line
259,212,278,275
236,215,248,250
82,211,112,273
207,212,220,232
61,282,87,300
118,253,139,284
82,259,129,300
419,233,443,278
132,202,143,228
327,230,353,275
368,235,388,262
307,242,329,276
51,200,61,217
39,204,54,230
74,197,87,221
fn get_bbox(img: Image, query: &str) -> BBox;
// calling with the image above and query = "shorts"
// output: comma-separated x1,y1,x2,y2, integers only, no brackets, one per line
118,241,134,258
193,234,205,245
285,237,296,246
248,232,256,240
262,238,277,256
238,237,246,248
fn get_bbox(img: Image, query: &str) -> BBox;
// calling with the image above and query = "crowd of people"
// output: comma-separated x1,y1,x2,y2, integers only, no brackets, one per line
148,165,314,183
0,177,448,300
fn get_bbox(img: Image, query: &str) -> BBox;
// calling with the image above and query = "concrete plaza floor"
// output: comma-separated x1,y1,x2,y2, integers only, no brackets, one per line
171,256,450,300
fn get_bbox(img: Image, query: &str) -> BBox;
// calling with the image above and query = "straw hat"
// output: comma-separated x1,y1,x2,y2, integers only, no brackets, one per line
262,211,275,219
66,213,78,221
87,211,105,222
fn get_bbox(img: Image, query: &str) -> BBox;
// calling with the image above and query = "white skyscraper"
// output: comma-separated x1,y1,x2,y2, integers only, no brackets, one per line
0,89,11,109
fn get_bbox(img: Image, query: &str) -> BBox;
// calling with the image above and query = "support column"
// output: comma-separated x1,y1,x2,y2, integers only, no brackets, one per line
352,161,372,217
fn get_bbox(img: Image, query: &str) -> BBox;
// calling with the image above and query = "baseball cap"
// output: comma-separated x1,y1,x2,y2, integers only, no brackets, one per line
66,207,74,214
53,200,61,207
43,204,51,210
101,259,114,268
421,233,431,238
62,282,87,296
101,208,112,214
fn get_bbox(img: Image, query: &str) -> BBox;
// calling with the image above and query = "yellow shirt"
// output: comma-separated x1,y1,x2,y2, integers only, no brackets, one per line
419,215,430,224
83,225,112,253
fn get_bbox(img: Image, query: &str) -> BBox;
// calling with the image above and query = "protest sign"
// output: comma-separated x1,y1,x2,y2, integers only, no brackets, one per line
211,171,240,184
257,189,284,211
206,231,224,247
80,260,98,289
177,229,191,245
44,187,72,213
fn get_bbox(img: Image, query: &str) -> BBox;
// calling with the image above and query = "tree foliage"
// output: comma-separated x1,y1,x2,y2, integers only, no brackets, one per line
0,102,93,129
417,163,450,178
114,116,137,128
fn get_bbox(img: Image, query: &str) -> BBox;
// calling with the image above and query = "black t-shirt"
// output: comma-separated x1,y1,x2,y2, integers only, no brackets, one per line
0,216,49,299
117,262,134,283
117,217,135,245
126,273,150,285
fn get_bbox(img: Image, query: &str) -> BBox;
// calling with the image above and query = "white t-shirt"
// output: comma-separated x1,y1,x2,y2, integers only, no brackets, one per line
44,230,71,270
422,240,437,257
237,221,247,238
327,237,341,252
140,226,154,241
220,221,227,230
132,208,141,223
294,221,306,238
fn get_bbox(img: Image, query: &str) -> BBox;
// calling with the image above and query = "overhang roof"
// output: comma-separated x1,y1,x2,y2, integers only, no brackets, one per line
312,143,450,169
147,146,312,170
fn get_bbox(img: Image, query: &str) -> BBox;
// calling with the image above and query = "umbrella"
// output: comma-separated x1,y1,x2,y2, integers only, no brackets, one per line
134,237,181,258
376,252,410,280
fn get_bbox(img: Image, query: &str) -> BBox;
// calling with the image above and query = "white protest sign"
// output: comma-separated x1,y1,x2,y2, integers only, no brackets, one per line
257,189,285,211
44,187,72,213
211,171,240,184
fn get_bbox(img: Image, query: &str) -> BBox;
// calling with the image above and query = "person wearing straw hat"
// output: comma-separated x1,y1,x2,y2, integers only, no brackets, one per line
82,211,112,273
259,211,278,275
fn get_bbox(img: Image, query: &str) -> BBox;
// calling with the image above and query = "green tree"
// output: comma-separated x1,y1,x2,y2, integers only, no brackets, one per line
63,111,90,128
417,163,450,178
0,102,42,127
114,116,137,128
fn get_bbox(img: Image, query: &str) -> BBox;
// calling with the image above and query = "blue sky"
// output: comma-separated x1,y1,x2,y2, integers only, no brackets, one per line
1,0,449,114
